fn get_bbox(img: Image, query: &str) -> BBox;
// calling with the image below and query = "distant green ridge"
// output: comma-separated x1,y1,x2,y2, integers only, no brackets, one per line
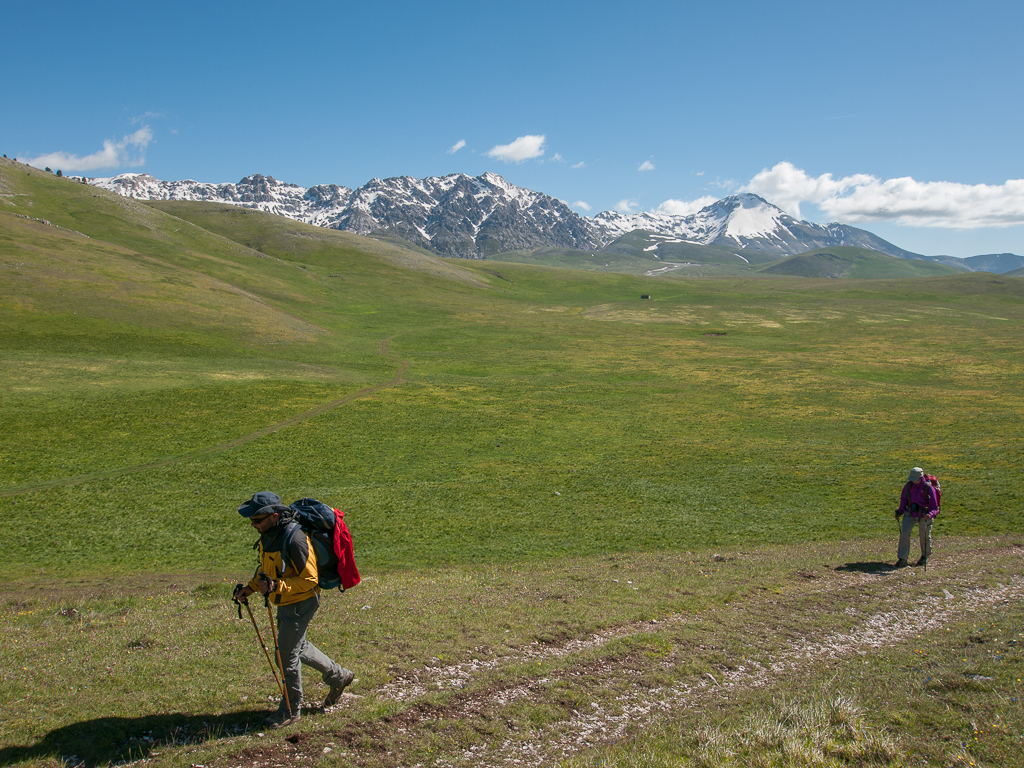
757,246,964,279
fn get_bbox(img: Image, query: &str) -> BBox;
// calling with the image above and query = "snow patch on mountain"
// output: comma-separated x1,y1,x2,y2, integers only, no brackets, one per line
723,196,784,239
90,172,923,261
91,172,355,229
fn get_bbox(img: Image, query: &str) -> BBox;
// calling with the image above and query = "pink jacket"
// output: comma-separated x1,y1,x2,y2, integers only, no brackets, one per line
898,480,939,518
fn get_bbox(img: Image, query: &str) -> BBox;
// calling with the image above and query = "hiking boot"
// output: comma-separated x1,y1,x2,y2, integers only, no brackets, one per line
322,668,355,708
263,709,300,729
915,556,928,567
895,559,909,568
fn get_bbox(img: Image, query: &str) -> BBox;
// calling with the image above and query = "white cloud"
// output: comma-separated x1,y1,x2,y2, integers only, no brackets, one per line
485,134,546,163
551,153,563,163
447,139,466,155
638,160,655,172
825,177,1024,228
27,127,154,172
572,161,585,169
130,111,164,125
615,199,638,214
743,161,1024,228
709,177,739,191
655,196,718,216
742,161,872,219
573,200,592,212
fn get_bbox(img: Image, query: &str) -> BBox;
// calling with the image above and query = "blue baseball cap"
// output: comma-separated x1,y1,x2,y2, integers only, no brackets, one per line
238,491,282,518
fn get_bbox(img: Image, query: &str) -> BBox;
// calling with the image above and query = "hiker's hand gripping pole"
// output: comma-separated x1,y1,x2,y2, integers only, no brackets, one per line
233,584,285,699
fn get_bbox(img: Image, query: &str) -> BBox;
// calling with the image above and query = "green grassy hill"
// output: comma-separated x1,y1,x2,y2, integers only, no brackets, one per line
3,158,1024,768
491,230,774,276
2,157,1023,577
757,246,965,278
599,229,777,265
484,244,654,273
490,237,970,280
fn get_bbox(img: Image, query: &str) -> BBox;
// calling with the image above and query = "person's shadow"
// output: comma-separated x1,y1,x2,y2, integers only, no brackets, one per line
0,710,266,767
834,561,897,574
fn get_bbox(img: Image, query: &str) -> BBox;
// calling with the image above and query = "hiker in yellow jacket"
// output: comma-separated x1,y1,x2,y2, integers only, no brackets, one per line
234,492,354,728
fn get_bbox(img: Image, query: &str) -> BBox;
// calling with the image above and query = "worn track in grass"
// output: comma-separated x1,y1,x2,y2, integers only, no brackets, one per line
211,542,1023,768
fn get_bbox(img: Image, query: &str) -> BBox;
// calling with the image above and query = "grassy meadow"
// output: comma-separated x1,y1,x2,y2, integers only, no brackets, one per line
2,158,1023,767
491,237,966,279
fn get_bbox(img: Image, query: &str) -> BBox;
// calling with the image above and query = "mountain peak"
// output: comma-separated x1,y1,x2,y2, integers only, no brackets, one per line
731,192,773,205
90,170,917,261
480,171,505,183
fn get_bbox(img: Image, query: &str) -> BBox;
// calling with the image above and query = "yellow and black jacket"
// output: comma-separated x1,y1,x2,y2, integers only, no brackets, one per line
248,520,320,606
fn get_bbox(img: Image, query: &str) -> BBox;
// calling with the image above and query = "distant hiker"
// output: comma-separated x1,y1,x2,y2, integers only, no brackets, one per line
894,467,940,568
233,491,355,728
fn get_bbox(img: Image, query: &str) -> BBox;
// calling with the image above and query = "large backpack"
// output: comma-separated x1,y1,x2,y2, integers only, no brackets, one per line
288,497,361,591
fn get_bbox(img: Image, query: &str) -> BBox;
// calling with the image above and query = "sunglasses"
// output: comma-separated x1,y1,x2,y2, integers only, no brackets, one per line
250,515,271,524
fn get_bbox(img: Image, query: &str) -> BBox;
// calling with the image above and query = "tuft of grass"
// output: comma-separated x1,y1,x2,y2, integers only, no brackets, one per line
572,694,899,767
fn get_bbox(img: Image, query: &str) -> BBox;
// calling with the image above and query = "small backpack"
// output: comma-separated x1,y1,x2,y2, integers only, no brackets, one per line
289,497,361,591
923,474,942,511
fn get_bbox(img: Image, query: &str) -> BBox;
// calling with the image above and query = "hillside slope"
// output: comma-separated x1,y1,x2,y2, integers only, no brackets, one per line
488,235,772,277
1,158,490,363
491,240,970,279
962,252,1024,273
758,246,964,279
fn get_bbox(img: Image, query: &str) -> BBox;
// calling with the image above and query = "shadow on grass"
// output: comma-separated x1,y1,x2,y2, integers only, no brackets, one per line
834,561,897,574
0,710,266,767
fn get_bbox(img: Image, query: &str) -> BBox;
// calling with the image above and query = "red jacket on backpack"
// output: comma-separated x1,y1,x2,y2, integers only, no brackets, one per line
331,508,361,590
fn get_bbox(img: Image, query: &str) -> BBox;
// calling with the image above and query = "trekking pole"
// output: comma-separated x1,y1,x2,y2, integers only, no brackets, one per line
260,573,292,717
233,585,286,698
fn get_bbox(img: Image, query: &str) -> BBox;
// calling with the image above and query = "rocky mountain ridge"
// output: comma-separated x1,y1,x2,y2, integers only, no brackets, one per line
90,171,1012,269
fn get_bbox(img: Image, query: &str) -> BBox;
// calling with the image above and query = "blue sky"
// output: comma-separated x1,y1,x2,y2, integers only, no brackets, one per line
3,0,1022,258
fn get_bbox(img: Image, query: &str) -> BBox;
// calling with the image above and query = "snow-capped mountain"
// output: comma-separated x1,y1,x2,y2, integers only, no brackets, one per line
93,171,600,258
91,172,917,260
594,194,921,258
91,172,355,228
333,172,602,256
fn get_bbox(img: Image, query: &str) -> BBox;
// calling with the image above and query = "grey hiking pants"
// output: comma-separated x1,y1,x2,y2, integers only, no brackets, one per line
898,513,932,562
275,593,346,715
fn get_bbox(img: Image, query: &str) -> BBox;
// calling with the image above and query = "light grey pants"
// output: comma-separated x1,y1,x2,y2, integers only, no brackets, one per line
275,593,346,715
898,514,933,562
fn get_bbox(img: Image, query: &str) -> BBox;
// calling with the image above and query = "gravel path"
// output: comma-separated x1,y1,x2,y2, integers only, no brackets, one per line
365,547,1024,767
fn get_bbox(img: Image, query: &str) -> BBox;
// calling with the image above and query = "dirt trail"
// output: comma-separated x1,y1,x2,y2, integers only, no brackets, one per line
336,545,1024,768
209,545,1024,768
